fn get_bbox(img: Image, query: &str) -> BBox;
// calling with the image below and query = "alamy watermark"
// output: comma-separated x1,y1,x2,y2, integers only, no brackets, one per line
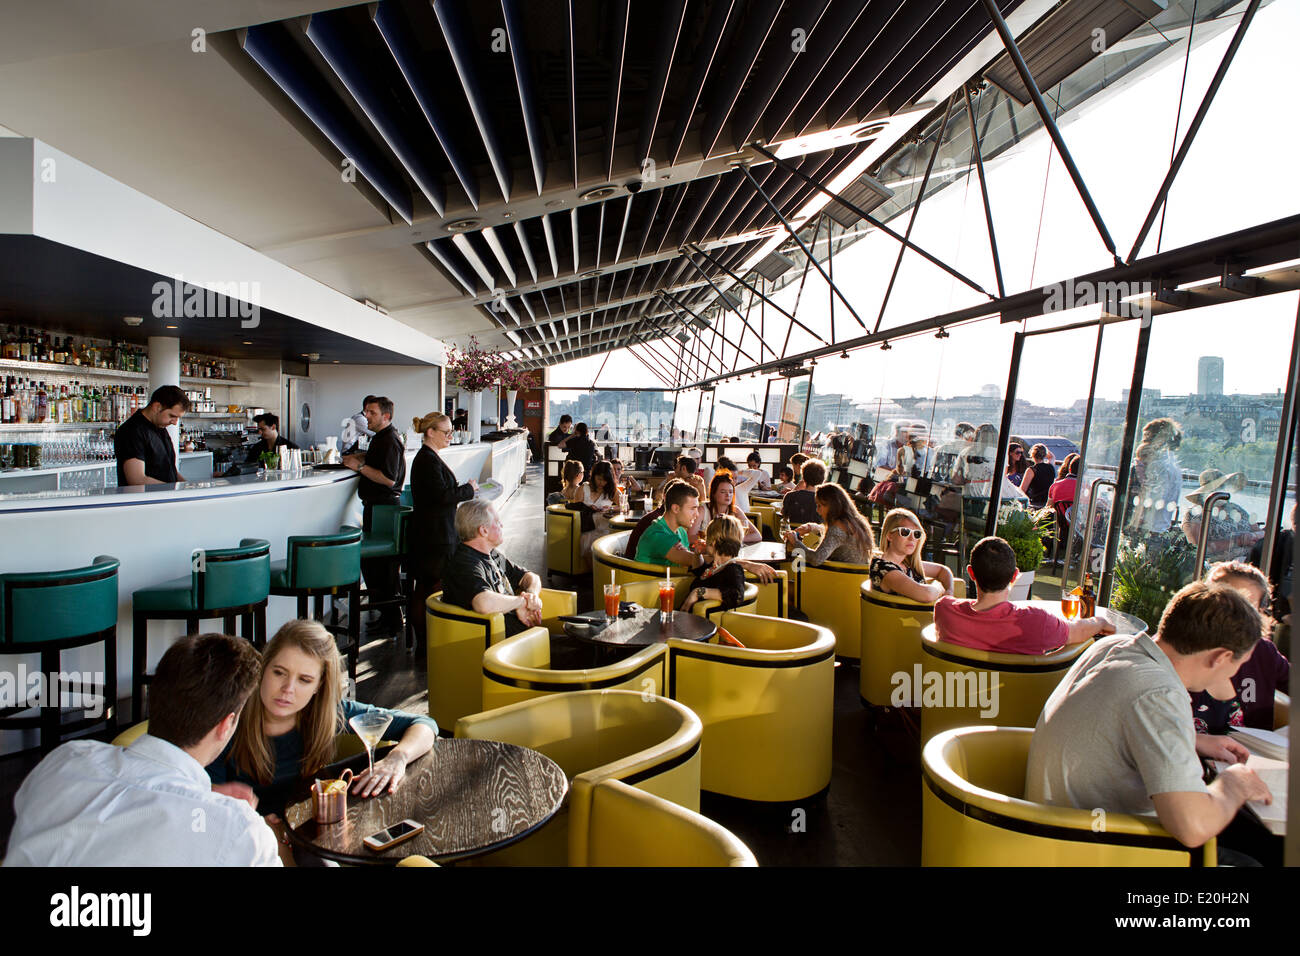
0,665,105,718
151,274,260,329
1043,277,1153,324
890,664,1000,718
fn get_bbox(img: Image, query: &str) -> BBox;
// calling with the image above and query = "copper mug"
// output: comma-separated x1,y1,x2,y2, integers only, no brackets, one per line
311,768,354,824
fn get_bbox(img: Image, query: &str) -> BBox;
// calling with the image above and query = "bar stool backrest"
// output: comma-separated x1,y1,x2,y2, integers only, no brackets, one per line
194,539,271,611
367,505,411,547
286,528,362,590
0,556,119,644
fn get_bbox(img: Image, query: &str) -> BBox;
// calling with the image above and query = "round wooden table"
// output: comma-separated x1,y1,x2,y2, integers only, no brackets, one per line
565,605,716,648
609,513,643,531
1021,599,1146,634
284,739,568,865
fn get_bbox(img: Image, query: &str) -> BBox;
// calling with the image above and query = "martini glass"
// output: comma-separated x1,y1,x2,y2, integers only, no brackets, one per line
348,711,393,780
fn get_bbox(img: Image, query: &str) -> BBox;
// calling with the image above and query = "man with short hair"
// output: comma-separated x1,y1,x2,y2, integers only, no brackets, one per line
247,412,299,463
935,536,1114,654
1026,580,1273,850
626,477,685,557
344,396,407,632
4,634,279,866
635,482,703,569
877,422,911,469
441,499,544,637
674,455,707,502
114,384,191,486
548,414,574,449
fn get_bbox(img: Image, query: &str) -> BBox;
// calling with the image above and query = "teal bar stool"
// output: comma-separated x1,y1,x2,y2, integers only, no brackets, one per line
357,505,413,645
0,556,120,753
269,527,362,678
132,538,270,721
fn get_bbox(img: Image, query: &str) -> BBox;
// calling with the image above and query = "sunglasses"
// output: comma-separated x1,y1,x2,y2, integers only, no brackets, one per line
892,527,923,539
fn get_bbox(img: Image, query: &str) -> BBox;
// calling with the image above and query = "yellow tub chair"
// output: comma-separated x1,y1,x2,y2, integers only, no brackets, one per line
455,689,702,866
667,611,835,802
481,626,668,710
917,624,1090,744
859,581,964,707
591,531,692,608
426,587,577,731
793,551,875,660
545,504,589,581
922,726,1215,866
573,778,757,867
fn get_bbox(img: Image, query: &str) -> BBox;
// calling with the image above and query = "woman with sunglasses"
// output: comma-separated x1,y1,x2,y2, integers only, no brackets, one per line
409,412,477,650
1005,442,1029,487
869,508,954,603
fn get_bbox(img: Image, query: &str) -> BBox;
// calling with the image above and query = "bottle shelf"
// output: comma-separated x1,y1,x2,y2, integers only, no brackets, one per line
0,359,250,386
0,421,120,431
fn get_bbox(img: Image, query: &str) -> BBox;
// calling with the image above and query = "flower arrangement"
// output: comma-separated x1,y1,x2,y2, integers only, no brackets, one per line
446,336,506,392
498,364,537,392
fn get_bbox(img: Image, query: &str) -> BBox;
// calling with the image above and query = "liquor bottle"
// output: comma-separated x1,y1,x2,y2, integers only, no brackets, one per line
1081,573,1096,618
1,377,12,422
35,382,48,423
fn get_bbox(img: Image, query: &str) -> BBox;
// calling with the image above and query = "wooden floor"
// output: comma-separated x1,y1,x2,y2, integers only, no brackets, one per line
0,463,922,865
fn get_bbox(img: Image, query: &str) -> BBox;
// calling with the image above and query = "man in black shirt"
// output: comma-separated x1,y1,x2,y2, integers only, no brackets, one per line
441,499,543,637
246,412,299,463
344,396,407,632
547,414,573,449
114,384,190,486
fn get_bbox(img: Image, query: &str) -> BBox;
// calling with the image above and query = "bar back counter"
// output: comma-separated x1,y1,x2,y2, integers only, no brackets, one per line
0,432,528,754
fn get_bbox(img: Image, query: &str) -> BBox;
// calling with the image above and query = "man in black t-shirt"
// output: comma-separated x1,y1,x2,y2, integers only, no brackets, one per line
441,499,543,637
114,385,190,486
245,412,299,463
547,414,573,449
344,396,407,632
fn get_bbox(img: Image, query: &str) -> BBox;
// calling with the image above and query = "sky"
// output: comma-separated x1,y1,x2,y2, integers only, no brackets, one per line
550,1,1300,412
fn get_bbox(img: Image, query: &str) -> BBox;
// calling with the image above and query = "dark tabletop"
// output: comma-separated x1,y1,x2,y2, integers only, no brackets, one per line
284,738,568,865
566,605,716,648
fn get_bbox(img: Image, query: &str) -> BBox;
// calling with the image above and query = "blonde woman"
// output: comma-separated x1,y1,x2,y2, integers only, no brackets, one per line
869,508,954,603
206,621,437,821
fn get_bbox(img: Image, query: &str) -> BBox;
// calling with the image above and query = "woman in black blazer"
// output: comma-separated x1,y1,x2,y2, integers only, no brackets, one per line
409,412,477,651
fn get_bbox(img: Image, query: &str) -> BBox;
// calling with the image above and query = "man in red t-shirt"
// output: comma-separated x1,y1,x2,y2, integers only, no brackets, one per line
935,536,1114,654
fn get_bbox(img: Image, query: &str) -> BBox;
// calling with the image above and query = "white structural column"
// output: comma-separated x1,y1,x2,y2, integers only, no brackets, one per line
147,334,181,459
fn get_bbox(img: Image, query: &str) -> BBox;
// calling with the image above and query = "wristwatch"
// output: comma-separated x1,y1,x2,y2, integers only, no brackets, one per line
696,587,706,602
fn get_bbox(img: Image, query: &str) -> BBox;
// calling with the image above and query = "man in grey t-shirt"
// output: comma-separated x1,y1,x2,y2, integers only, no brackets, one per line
1026,580,1272,849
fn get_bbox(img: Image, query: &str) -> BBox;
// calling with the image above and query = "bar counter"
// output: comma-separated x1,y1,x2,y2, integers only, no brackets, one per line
0,433,530,755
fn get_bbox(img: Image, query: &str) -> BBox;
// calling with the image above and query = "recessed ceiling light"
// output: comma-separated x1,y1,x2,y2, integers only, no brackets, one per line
579,270,603,280
164,325,178,329
544,199,566,208
123,316,143,327
578,185,618,202
242,340,253,345
445,218,482,233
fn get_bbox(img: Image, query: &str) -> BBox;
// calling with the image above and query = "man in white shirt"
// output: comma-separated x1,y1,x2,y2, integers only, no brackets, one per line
4,633,280,867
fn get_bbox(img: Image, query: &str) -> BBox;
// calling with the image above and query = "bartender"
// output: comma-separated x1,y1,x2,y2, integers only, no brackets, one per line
246,412,298,462
344,396,407,633
114,384,189,486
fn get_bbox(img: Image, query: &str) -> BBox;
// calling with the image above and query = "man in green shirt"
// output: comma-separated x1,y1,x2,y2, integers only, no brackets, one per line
636,482,703,569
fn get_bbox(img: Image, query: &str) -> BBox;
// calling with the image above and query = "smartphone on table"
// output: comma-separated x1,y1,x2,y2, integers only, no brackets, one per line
363,819,424,852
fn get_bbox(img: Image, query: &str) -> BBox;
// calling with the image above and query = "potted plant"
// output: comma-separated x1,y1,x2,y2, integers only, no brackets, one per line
258,450,280,471
446,337,506,443
1111,529,1197,630
998,508,1045,600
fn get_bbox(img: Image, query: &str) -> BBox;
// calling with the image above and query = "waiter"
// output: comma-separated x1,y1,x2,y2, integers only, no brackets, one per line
344,396,407,633
114,385,189,486
246,412,298,462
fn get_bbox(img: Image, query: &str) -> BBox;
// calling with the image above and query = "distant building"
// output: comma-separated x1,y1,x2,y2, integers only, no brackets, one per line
1198,356,1224,396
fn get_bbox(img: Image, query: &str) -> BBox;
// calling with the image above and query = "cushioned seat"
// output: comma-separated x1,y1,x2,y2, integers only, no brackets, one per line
590,531,692,609
132,538,270,722
922,726,1215,866
425,588,577,730
859,581,964,707
545,504,590,579
794,554,875,660
667,611,835,801
456,690,701,866
2,555,120,752
482,626,667,710
575,778,757,867
918,624,1091,744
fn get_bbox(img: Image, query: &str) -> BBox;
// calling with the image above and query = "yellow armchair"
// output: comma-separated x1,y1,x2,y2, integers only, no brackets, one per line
917,624,1090,744
922,726,1215,866
455,690,702,866
667,612,835,801
482,626,668,710
591,531,692,608
426,588,577,730
575,778,757,867
793,555,874,659
546,504,590,579
859,581,964,707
